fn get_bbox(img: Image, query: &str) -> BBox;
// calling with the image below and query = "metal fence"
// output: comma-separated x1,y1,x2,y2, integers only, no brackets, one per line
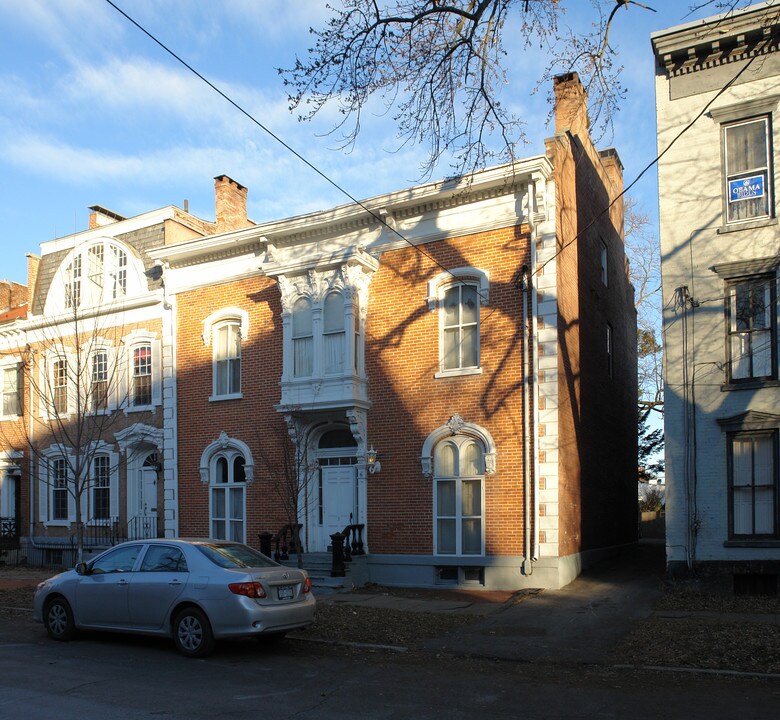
0,518,127,570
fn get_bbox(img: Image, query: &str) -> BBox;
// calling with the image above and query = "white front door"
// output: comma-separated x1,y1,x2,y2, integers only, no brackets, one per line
141,467,158,519
128,465,158,539
321,465,356,548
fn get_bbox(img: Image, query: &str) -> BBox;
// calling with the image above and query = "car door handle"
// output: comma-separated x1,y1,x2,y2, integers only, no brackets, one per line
168,580,183,587
117,579,130,586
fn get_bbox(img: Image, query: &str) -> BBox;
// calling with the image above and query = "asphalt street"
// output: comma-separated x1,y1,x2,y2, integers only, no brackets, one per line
1,610,779,720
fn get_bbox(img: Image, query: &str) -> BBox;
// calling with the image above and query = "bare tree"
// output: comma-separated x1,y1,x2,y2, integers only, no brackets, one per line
281,1,758,178
257,411,318,569
4,303,156,562
625,195,663,414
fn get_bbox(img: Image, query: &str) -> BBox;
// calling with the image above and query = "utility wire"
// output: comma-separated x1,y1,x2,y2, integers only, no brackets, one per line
105,1,775,352
103,0,489,305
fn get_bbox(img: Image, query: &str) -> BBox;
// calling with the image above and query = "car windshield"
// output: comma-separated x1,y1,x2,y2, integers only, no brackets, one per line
195,542,278,569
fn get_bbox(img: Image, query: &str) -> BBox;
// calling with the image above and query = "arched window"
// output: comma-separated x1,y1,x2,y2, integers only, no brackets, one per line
210,450,246,542
64,241,128,309
323,291,345,375
433,435,485,556
293,297,313,377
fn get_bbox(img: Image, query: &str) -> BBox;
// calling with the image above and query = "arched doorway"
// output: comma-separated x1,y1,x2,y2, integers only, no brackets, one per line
315,428,358,551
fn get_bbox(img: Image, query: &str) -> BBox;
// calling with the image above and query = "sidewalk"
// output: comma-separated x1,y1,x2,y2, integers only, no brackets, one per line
319,541,668,664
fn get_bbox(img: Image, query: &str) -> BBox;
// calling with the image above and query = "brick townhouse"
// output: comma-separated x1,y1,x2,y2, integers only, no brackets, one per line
0,192,249,560
0,278,28,545
148,72,638,590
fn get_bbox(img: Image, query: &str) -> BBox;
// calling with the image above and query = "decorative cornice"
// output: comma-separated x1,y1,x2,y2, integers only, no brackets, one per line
710,255,780,279
652,4,780,78
718,409,780,431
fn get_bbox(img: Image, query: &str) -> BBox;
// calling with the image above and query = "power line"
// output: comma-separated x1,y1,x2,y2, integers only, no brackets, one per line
102,0,490,306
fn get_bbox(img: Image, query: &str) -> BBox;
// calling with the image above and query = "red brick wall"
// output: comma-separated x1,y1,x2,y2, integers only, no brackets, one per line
365,225,531,555
176,276,290,541
551,131,638,557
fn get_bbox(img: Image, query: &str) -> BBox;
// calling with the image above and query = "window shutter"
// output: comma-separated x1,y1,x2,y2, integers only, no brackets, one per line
110,455,119,518
39,359,50,420
66,353,77,417
38,463,48,522
74,465,84,523
151,339,162,406
117,346,129,408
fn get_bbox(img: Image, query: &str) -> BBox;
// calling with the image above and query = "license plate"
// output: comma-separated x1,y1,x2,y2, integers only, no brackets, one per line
277,585,294,600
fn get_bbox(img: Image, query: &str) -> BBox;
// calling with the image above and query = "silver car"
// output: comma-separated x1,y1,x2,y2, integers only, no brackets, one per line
33,538,316,658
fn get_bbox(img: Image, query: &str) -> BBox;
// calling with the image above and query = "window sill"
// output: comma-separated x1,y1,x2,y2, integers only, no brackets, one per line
434,367,483,379
721,379,780,391
44,521,70,528
724,540,780,548
209,393,243,402
717,217,777,234
125,404,156,414
432,555,486,562
0,415,22,421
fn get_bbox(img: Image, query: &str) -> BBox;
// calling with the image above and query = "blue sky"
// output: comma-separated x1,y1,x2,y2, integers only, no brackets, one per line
0,0,726,288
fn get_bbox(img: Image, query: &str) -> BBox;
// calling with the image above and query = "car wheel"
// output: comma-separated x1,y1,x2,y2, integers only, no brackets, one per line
173,607,215,658
44,596,76,641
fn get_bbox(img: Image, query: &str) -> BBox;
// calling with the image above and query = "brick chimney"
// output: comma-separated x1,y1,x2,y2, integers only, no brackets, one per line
599,148,624,238
88,205,126,230
553,72,589,137
214,175,250,233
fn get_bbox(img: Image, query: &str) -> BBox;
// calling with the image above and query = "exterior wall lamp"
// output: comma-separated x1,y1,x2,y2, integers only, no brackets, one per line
366,446,381,474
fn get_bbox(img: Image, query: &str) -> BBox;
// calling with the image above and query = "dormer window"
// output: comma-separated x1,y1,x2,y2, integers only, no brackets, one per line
54,240,136,313
65,242,127,308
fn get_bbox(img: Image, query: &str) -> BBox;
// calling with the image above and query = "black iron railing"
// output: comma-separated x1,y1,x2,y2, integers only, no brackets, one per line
127,515,158,540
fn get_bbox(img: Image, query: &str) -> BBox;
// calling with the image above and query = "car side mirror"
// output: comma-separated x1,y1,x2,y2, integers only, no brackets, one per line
75,562,89,576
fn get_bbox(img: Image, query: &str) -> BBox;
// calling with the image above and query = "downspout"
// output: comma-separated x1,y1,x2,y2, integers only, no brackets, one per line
28,345,37,546
159,262,179,539
521,179,542,574
531,226,540,562
520,265,533,575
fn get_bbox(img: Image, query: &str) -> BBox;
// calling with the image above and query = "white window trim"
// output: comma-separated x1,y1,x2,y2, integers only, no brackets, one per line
88,339,116,416
427,267,489,378
208,318,244,402
426,267,490,311
721,115,773,226
39,445,74,527
421,416,497,476
199,431,255,484
0,361,22,420
86,445,119,526
202,307,249,345
431,435,487,557
46,238,142,315
208,451,248,543
122,330,161,412
40,351,76,420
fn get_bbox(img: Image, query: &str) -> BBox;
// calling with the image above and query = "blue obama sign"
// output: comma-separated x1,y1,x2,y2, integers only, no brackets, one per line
729,174,765,203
